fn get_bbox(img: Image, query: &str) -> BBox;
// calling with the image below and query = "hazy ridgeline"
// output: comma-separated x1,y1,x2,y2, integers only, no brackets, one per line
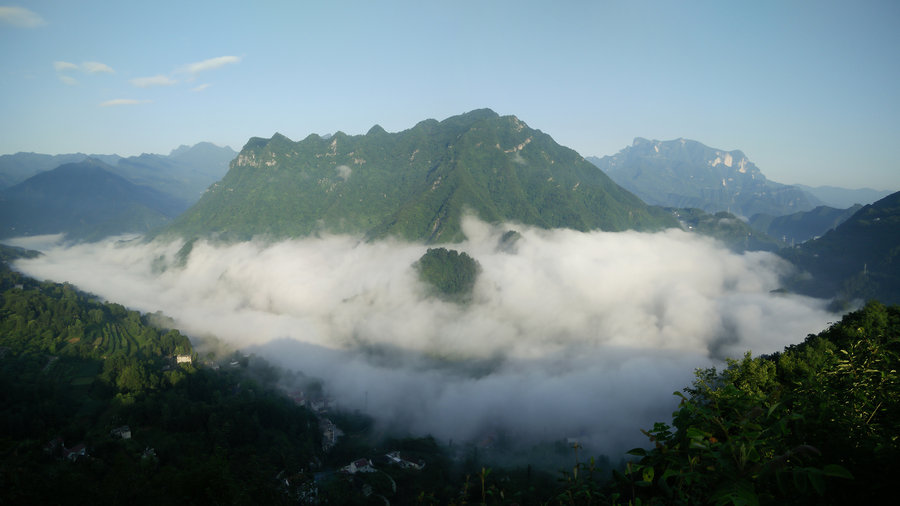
11,216,835,456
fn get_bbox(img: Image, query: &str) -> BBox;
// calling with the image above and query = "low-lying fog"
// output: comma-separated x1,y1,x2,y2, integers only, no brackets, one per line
9,217,836,456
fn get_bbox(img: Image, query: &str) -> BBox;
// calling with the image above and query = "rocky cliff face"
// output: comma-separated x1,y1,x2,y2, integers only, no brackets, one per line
590,138,821,218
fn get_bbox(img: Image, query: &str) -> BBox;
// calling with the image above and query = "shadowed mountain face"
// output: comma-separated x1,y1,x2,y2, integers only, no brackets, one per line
0,159,185,241
114,142,237,205
0,143,236,207
794,184,894,209
780,191,900,304
0,153,121,189
164,109,677,242
589,138,821,218
750,204,863,246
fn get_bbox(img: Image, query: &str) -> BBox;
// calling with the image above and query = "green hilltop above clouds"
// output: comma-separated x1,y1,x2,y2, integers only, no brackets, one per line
162,109,678,242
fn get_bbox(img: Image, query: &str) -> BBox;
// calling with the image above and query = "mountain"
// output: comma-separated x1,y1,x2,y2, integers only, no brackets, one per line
780,191,900,304
0,159,186,241
749,204,862,246
0,152,121,189
115,142,237,205
794,184,894,209
165,109,678,242
669,208,781,252
588,138,821,218
0,143,236,206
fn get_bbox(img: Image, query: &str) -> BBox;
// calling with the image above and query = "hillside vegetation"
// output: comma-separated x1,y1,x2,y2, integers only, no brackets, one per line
2,243,898,504
0,248,322,504
781,191,900,305
165,109,677,242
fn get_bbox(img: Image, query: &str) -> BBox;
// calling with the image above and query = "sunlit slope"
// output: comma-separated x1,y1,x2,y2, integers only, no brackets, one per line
165,109,677,242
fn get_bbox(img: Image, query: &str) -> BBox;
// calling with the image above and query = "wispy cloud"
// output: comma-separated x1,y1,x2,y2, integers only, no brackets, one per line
0,6,45,27
82,61,115,74
53,61,115,84
191,83,211,92
53,61,78,72
179,55,241,74
100,98,150,107
131,75,177,87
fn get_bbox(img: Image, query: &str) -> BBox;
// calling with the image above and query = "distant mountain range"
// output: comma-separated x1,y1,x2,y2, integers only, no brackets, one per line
750,204,863,246
0,159,185,241
793,184,894,209
0,142,236,207
588,138,821,218
780,191,900,305
164,109,677,242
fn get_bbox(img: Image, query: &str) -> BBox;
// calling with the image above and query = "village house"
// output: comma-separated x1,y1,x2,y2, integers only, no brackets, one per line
385,451,425,470
319,418,343,452
44,437,89,462
341,458,376,475
110,425,131,439
64,443,87,462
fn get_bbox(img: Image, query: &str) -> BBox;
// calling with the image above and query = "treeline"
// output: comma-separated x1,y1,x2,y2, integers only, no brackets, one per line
551,300,898,505
0,254,322,505
415,247,480,301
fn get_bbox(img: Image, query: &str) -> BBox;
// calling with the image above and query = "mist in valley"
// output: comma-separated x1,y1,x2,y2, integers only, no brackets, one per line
9,217,837,457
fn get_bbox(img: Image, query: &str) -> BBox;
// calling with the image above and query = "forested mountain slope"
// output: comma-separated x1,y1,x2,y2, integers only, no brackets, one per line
165,109,677,242
780,191,900,304
0,248,322,504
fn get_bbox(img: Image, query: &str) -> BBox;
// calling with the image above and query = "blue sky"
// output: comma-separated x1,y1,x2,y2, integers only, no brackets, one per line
1,0,898,190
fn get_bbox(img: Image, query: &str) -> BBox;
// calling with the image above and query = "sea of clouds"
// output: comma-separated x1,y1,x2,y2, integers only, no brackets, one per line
8,217,836,456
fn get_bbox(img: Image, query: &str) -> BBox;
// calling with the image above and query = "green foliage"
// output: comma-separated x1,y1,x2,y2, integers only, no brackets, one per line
0,261,322,504
611,301,898,505
414,247,480,301
164,109,678,243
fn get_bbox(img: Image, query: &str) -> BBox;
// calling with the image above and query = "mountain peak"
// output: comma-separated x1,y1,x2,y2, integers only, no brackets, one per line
367,124,387,136
632,137,651,146
169,142,235,158
592,138,820,217
459,108,500,120
166,110,677,242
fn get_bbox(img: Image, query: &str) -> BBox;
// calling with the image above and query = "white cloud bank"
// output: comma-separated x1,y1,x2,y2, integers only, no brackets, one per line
11,218,836,455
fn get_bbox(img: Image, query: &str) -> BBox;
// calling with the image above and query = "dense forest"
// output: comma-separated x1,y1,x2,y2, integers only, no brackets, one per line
1,244,897,504
0,250,322,505
414,247,481,301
